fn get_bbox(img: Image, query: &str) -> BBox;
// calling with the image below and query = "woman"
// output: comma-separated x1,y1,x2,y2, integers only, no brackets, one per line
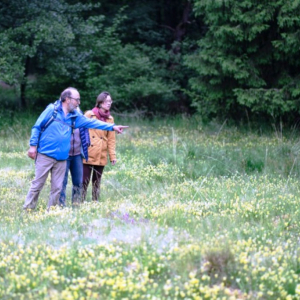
82,91,116,201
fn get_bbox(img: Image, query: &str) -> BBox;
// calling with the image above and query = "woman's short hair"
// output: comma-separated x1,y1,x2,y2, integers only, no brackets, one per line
96,91,111,107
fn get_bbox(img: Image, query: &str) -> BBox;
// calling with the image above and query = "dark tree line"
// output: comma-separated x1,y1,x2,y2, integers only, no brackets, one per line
1,0,300,122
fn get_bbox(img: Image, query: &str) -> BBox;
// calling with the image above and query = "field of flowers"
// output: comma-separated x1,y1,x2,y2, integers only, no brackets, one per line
1,113,300,299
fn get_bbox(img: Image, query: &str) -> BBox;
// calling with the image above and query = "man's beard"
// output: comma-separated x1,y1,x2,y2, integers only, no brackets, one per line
69,104,77,112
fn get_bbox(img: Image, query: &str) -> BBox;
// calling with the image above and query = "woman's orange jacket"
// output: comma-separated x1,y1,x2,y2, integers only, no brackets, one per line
83,110,116,166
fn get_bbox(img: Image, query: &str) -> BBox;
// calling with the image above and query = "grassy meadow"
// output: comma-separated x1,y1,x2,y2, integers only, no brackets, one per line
1,112,300,299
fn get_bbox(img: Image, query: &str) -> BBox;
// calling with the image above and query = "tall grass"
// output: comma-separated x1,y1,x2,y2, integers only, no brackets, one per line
1,114,300,299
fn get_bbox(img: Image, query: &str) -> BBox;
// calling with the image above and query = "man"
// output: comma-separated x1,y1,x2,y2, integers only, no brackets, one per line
23,87,128,210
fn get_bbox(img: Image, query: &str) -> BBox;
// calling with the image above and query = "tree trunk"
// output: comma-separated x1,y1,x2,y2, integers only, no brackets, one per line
20,82,26,108
173,1,192,54
20,55,30,108
161,1,192,54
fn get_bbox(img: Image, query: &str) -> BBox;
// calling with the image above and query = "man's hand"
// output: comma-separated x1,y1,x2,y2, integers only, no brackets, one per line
113,125,129,134
27,146,37,160
111,159,117,166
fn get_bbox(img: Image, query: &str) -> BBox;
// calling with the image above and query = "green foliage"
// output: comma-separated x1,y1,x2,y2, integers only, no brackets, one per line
186,0,300,120
0,0,75,79
0,0,199,113
71,8,182,112
83,38,178,111
0,0,105,107
2,0,300,119
0,34,24,85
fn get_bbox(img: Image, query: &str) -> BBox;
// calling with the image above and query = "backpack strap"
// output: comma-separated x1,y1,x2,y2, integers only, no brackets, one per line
41,103,59,132
52,118,75,130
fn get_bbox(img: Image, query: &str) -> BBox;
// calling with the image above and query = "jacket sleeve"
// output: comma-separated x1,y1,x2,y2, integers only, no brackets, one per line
75,114,115,131
107,117,116,161
29,104,54,146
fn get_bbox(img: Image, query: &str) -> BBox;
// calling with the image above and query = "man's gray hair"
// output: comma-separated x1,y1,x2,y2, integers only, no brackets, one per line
60,87,78,102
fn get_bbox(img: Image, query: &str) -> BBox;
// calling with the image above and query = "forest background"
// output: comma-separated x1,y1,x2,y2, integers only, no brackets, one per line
1,0,300,123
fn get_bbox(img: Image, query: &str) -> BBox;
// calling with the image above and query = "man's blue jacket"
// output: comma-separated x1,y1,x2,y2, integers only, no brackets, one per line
30,101,115,161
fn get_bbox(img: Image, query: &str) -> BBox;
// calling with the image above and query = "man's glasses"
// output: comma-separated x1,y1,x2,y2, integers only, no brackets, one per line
103,100,113,105
69,97,80,103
